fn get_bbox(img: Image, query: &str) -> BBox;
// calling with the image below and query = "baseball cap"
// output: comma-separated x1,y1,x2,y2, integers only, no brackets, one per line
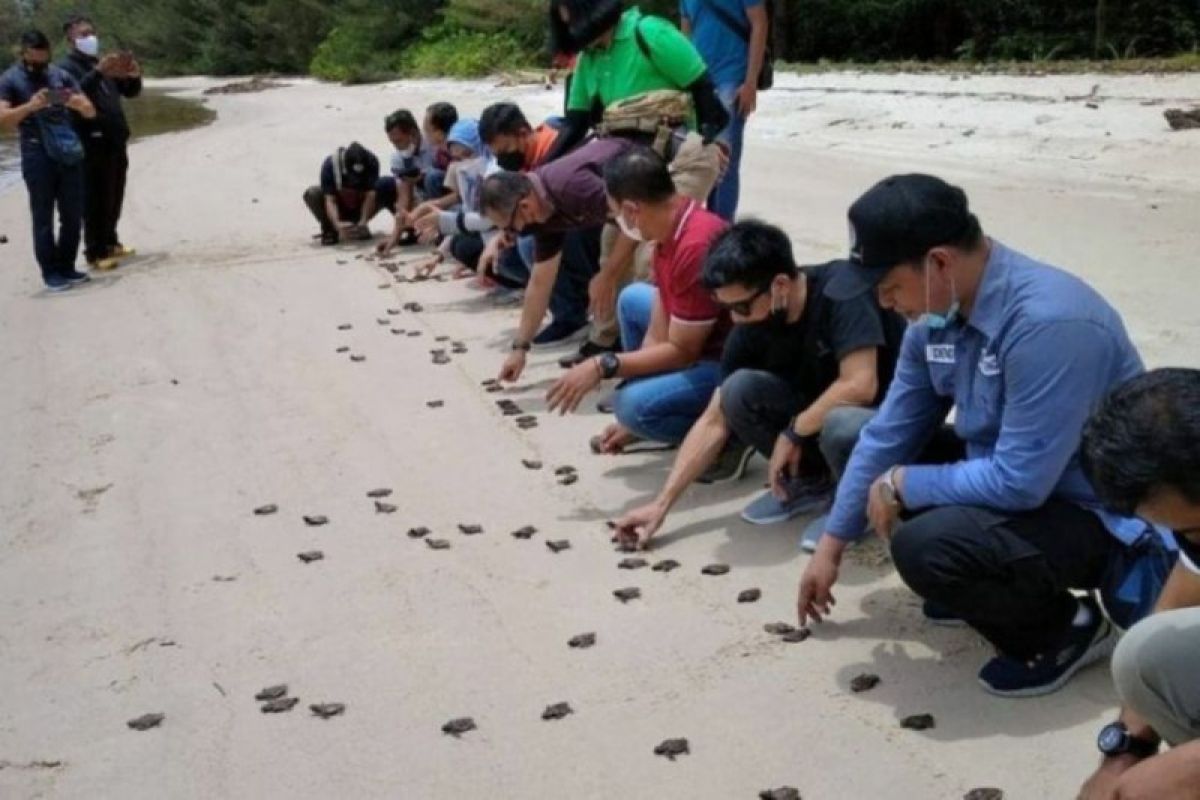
826,174,976,300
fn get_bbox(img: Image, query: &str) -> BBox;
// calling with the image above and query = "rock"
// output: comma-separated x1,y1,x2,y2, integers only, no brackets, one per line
374,501,398,514
618,558,649,570
701,563,730,576
126,713,164,731
963,790,1003,800
254,684,288,701
900,713,935,731
366,488,392,498
653,738,689,760
442,717,476,736
759,789,801,800
763,622,796,636
297,551,324,563
511,525,538,539
407,526,431,539
541,702,573,721
850,674,881,693
253,504,278,516
310,703,346,719
425,539,451,550
522,459,543,470
302,515,328,527
613,587,641,603
781,629,811,643
568,632,596,649
261,697,300,714
651,559,680,572
458,524,483,535
737,588,762,603
546,539,571,553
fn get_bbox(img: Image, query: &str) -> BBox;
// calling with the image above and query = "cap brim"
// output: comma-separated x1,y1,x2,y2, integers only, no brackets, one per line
824,259,882,301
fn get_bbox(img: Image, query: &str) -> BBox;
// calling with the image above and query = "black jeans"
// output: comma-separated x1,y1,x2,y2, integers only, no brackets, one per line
302,182,394,237
890,500,1117,659
21,139,83,281
81,140,128,262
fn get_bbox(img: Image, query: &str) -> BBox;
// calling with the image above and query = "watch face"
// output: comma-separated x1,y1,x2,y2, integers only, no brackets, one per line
1098,725,1125,753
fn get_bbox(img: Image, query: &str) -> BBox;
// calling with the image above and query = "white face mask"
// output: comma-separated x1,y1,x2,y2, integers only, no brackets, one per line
616,209,644,242
396,145,415,158
76,35,100,57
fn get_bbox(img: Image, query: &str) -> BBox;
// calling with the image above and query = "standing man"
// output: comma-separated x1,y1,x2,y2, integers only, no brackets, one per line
681,0,768,220
303,142,382,246
797,174,1169,698
58,14,141,272
1077,369,1200,800
0,30,96,291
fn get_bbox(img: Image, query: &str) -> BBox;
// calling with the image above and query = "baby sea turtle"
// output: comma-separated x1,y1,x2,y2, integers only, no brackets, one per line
554,466,577,476
442,717,476,737
391,328,404,335
511,525,538,540
425,539,451,550
759,789,802,800
253,504,278,516
387,308,401,315
310,703,345,719
900,713,936,731
302,515,328,526
406,331,422,338
850,674,881,693
558,474,578,485
618,558,649,570
337,324,352,331
261,697,300,714
458,524,483,535
781,629,811,643
568,632,596,649
297,551,324,564
335,346,350,353
126,713,164,731
432,354,451,365
426,400,445,409
737,588,762,603
366,488,392,498
613,587,641,603
541,702,573,721
375,501,398,514
651,559,681,573
653,738,689,760
254,684,288,701
407,526,431,539
522,459,543,470
763,622,796,636
376,318,389,326
546,540,571,553
963,790,1003,800
350,354,366,362
435,336,451,342
515,415,537,425
701,564,730,576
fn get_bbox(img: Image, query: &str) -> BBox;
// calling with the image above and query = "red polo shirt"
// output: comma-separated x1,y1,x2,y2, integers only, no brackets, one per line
653,199,730,359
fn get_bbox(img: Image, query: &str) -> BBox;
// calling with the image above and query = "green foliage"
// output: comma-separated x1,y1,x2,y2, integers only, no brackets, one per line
398,25,537,78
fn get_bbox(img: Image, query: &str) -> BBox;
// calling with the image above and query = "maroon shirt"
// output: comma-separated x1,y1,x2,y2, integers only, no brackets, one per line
529,137,635,262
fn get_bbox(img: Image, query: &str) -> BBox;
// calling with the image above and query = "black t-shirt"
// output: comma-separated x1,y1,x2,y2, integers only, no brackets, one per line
720,261,907,406
320,151,381,204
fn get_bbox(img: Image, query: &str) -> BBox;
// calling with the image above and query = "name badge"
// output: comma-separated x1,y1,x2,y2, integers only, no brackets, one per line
979,353,1001,376
926,344,956,364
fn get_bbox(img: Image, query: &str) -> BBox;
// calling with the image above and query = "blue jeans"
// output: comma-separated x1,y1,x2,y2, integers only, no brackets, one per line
21,140,83,280
499,228,599,328
424,168,447,199
613,283,723,444
708,83,747,221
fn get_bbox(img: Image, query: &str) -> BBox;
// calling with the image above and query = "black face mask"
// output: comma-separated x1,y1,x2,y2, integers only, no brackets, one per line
755,296,791,334
496,150,526,172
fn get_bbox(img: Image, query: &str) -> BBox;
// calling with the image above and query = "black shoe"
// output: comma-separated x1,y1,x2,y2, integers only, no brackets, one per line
559,339,619,369
320,231,339,246
63,270,92,285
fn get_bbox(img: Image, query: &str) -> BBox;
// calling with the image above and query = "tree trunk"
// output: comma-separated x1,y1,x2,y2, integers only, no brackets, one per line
1094,0,1109,58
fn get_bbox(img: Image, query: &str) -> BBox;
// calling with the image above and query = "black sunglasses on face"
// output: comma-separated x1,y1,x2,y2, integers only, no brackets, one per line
713,285,769,316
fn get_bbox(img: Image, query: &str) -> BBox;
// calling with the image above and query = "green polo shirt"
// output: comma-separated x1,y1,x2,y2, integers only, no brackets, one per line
566,7,708,114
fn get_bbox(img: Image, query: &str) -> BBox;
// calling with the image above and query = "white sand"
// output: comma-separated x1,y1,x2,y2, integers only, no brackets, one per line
1,71,1198,799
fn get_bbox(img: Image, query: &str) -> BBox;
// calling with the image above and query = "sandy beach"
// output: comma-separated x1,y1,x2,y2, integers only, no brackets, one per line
1,70,1198,799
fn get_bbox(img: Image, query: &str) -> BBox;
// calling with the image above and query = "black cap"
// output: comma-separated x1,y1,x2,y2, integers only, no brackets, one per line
827,174,975,301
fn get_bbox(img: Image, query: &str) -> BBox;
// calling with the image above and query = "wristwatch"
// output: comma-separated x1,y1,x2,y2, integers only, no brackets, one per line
781,421,805,448
597,352,621,380
1097,722,1159,759
510,340,531,352
879,466,904,509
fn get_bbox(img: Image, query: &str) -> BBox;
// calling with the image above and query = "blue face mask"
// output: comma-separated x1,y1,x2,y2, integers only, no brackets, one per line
918,256,960,330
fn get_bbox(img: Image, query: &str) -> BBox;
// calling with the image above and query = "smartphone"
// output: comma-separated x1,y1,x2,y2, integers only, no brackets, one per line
47,88,70,106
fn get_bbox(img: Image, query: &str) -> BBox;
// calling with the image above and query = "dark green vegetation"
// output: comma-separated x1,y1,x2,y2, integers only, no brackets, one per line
2,1,1197,82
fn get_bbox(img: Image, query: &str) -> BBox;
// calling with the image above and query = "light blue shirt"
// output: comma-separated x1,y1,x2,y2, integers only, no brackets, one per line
827,240,1154,546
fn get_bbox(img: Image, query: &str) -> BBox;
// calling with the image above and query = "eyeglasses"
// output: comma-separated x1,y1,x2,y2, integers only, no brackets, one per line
712,285,769,316
503,196,526,236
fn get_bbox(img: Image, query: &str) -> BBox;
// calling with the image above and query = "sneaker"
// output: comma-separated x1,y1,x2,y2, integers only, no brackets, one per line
977,597,1117,698
63,270,92,284
697,441,755,484
740,475,834,526
800,513,829,552
532,318,588,349
44,276,72,292
923,599,967,627
560,339,619,368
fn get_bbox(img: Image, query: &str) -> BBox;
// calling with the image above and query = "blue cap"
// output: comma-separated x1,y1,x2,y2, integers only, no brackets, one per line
447,118,482,156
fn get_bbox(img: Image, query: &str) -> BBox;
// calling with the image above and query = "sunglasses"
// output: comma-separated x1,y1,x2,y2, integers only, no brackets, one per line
712,285,769,316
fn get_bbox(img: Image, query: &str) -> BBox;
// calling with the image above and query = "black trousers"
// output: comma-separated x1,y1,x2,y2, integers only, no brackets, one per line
890,500,1117,659
82,141,128,262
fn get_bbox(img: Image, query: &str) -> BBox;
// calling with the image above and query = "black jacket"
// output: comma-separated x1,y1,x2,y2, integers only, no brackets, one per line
57,50,142,145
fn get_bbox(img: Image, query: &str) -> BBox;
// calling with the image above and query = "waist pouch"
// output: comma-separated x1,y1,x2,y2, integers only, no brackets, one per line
35,113,85,167
598,90,692,155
